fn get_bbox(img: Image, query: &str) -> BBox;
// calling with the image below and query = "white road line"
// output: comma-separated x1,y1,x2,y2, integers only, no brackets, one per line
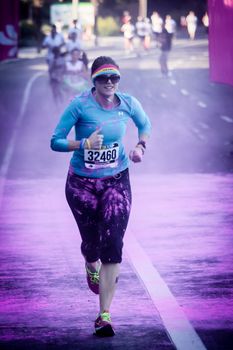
220,115,233,123
0,72,45,207
191,126,206,138
193,132,206,141
125,232,207,350
170,79,177,85
180,89,189,96
198,122,210,130
197,101,207,108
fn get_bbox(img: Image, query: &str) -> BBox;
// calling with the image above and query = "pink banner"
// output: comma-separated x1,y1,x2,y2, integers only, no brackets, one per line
0,0,19,61
208,0,233,86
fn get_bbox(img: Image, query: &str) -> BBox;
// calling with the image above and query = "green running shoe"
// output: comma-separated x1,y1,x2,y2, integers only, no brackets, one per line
94,311,115,337
85,263,100,294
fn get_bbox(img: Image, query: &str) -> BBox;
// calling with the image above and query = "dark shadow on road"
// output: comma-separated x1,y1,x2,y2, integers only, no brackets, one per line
0,326,174,350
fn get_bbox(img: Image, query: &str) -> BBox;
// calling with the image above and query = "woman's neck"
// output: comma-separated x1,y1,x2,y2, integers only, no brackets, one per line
94,90,116,109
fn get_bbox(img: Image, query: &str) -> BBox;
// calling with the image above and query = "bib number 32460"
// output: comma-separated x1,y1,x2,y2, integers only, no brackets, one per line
84,144,119,169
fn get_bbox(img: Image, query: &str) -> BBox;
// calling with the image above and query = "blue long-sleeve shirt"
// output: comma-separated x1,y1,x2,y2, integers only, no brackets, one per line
51,89,151,178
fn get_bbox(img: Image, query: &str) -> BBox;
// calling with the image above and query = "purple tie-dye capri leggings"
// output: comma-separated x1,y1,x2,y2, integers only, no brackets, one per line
65,168,132,264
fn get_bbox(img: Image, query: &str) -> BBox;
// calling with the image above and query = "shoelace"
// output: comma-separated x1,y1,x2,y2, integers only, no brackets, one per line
86,266,100,284
90,271,99,284
100,312,111,322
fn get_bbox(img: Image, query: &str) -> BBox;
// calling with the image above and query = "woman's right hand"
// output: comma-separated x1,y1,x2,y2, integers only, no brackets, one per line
87,129,104,149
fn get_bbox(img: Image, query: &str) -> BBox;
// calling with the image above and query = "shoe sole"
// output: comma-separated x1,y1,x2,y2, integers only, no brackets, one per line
94,324,115,337
87,279,99,294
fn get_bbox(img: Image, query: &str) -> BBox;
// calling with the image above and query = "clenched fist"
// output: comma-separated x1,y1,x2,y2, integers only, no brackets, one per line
87,129,104,149
129,147,143,163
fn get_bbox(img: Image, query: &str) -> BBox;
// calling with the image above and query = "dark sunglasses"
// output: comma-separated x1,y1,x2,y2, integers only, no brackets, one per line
94,75,120,84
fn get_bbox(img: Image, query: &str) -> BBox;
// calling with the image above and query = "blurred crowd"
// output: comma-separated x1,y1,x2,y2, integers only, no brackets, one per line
42,20,90,105
42,10,209,104
120,9,208,77
120,10,209,53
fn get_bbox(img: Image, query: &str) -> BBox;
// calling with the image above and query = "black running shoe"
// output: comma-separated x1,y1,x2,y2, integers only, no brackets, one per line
94,312,115,337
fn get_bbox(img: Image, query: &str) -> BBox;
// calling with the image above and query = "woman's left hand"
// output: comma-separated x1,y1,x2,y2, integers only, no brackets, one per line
129,147,143,163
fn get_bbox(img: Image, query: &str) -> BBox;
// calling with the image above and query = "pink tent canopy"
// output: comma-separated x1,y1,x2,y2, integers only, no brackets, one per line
0,0,19,61
208,0,233,86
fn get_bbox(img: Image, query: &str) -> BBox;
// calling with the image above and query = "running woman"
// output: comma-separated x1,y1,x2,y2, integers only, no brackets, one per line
50,56,151,337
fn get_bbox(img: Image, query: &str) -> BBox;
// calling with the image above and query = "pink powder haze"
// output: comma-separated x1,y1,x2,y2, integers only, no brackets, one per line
1,174,233,336
0,2,233,348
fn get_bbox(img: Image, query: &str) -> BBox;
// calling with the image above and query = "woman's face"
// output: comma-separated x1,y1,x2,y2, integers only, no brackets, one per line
71,50,80,62
94,74,120,98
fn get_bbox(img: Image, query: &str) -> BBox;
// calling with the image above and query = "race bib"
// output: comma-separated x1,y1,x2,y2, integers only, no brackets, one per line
84,143,119,169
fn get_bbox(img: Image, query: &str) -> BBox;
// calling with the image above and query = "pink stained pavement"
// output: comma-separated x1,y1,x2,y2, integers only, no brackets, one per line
0,177,175,349
1,33,233,349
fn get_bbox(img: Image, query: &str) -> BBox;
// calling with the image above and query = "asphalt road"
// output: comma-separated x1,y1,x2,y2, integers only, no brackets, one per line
0,35,233,350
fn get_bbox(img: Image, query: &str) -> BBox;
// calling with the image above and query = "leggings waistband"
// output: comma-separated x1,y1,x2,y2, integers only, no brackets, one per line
68,167,129,181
